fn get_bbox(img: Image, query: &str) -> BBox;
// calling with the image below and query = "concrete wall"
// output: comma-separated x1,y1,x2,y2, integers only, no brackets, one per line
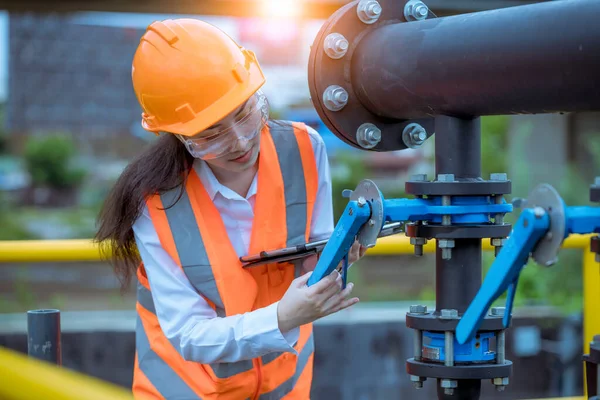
0,305,584,399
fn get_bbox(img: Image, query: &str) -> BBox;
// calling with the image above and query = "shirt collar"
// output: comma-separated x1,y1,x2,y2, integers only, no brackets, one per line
193,158,258,201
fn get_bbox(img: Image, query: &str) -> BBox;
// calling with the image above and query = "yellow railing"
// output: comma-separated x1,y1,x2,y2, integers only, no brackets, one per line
0,234,597,400
0,346,133,399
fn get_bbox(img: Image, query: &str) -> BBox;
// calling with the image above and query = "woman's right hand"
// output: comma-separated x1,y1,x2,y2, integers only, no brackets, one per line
277,270,358,333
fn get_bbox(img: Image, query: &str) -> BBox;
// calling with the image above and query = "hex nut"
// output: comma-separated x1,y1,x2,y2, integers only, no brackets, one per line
410,305,427,314
490,173,508,181
323,33,349,59
440,309,458,319
493,377,510,386
322,85,349,112
357,0,382,24
441,379,458,388
491,238,506,247
438,239,455,249
356,123,382,149
490,307,506,316
410,237,427,246
437,174,455,182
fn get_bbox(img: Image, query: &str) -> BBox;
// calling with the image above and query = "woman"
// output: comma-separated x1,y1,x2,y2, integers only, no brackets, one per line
95,18,366,399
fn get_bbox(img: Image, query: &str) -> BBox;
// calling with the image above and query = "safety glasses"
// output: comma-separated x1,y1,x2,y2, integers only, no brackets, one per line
177,91,269,160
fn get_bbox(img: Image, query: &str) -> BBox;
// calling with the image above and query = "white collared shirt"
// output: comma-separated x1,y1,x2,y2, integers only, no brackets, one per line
132,125,334,363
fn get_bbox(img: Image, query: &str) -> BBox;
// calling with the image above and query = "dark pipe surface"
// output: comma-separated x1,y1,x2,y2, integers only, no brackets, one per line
27,309,62,365
433,117,484,400
352,0,600,120
435,239,483,313
434,117,482,313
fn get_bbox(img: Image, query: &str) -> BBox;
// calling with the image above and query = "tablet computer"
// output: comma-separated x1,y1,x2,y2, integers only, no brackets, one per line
240,222,403,268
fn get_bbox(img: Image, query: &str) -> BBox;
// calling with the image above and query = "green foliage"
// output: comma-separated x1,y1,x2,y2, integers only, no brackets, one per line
477,115,591,315
480,116,510,178
330,153,370,221
0,192,35,240
23,134,86,189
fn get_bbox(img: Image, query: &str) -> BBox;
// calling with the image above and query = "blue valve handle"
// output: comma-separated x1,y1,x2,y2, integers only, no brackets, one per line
457,205,600,345
307,200,371,286
307,192,512,288
456,208,550,344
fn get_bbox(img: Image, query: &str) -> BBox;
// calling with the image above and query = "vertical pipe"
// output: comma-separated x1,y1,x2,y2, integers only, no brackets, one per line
27,309,62,365
435,116,483,313
435,116,481,179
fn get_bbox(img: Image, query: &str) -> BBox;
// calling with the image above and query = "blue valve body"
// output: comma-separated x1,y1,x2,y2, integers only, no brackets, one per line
422,331,495,363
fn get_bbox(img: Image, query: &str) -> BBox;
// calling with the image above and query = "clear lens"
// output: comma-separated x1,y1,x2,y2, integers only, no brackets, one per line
178,91,269,160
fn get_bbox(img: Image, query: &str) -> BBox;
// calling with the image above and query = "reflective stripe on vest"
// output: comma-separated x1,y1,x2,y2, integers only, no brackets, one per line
137,281,255,379
158,121,309,314
258,334,314,399
268,121,308,247
135,313,200,399
136,121,318,398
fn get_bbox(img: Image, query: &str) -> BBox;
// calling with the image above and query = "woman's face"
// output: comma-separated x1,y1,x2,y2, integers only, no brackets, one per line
202,101,262,173
180,93,266,173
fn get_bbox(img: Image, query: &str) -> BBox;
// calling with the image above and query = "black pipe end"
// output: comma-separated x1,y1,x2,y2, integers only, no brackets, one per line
27,308,62,365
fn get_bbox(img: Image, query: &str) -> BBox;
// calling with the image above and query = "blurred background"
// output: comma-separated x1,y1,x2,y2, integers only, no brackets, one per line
0,0,599,398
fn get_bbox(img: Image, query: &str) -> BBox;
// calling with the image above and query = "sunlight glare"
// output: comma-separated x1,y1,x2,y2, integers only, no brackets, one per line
262,0,301,18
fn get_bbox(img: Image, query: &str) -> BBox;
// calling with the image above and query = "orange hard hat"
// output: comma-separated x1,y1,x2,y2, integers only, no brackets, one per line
132,18,266,137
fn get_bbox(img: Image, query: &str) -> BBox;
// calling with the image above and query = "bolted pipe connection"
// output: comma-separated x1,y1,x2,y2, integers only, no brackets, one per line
357,0,382,24
323,85,349,111
402,123,428,148
404,0,429,21
323,32,349,59
356,123,381,149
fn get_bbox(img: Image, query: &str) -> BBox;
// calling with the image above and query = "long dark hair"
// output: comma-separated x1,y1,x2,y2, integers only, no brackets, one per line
94,133,193,289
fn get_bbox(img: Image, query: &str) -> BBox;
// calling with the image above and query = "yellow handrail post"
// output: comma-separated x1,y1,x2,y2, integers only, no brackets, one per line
583,245,600,398
583,246,600,355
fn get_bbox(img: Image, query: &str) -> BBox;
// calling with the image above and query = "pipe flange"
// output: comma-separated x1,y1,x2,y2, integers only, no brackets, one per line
406,311,506,332
405,179,512,196
350,179,384,248
406,358,512,380
525,183,566,267
307,0,435,151
405,223,512,240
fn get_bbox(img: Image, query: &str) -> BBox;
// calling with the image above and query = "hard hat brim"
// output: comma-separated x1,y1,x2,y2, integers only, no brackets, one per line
142,61,266,137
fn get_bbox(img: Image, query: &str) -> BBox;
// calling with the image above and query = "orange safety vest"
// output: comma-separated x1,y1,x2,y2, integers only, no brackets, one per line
132,121,319,399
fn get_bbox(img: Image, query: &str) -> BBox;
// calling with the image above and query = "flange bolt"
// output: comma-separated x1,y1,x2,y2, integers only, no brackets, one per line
356,123,381,149
323,33,349,60
323,85,349,112
357,0,382,24
402,123,428,148
404,0,429,21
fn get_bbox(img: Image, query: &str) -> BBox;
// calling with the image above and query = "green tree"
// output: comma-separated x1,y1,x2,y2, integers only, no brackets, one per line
23,134,86,189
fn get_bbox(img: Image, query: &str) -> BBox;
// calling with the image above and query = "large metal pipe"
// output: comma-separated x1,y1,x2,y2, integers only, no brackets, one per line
351,0,600,121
